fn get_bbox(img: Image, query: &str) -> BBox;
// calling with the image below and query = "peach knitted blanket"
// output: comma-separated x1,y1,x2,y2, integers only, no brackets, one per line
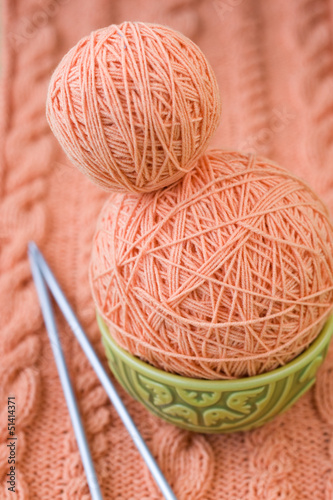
1,0,333,499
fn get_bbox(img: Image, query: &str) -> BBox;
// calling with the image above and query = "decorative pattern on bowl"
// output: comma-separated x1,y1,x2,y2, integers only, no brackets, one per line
98,313,333,433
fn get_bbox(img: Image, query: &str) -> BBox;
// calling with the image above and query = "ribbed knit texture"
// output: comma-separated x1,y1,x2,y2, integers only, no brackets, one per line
1,1,333,499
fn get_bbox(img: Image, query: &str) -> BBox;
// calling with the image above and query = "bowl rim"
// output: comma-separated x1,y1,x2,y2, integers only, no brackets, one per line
98,312,333,390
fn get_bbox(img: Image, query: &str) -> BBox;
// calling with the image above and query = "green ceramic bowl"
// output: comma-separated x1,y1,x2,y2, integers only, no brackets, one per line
98,313,333,433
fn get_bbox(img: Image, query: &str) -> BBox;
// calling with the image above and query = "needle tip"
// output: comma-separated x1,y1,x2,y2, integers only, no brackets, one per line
28,241,40,259
28,240,37,252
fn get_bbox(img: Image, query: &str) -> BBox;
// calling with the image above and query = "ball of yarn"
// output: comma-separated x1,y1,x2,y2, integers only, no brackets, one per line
46,22,221,193
90,150,333,379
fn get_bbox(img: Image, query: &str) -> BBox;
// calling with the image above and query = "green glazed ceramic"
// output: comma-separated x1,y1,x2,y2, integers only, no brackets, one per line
98,312,333,433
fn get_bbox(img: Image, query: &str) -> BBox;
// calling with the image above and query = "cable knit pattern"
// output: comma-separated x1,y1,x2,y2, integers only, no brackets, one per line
144,425,214,500
236,1,272,157
2,0,333,499
0,0,58,498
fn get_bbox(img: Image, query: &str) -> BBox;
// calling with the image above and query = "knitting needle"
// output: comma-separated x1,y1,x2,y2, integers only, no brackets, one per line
28,246,103,500
28,242,177,500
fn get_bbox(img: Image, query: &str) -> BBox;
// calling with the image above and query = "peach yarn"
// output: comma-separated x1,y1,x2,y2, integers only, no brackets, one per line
90,150,333,379
4,0,333,498
46,22,221,193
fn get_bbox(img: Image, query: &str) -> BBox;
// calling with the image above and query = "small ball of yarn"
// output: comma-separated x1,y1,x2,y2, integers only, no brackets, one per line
90,150,333,379
46,22,221,193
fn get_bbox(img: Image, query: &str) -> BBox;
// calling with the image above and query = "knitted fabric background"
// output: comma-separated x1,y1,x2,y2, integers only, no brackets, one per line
1,0,333,499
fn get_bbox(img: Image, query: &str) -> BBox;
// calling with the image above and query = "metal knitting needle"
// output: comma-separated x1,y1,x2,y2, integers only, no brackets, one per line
28,246,103,500
28,241,177,500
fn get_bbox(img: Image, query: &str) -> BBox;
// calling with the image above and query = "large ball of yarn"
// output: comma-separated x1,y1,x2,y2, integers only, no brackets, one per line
90,150,333,379
46,22,221,193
